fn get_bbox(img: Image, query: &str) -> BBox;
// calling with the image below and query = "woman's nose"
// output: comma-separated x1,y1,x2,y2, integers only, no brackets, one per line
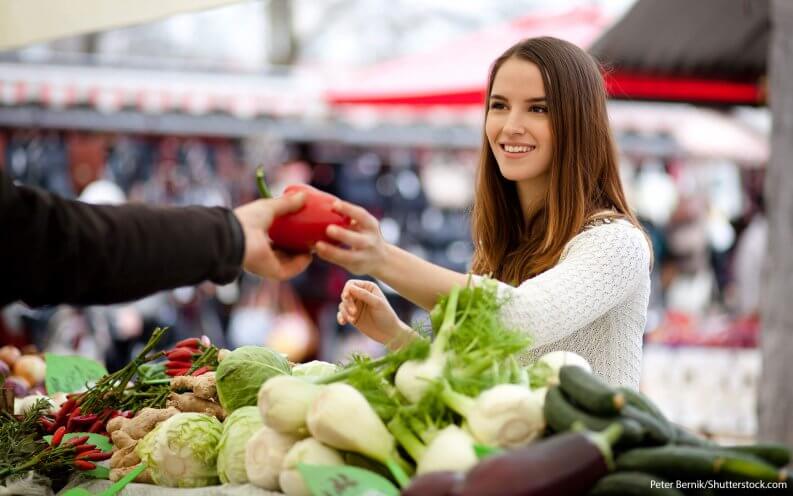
504,114,526,135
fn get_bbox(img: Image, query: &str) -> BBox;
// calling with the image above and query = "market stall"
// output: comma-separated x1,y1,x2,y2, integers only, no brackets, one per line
2,282,790,495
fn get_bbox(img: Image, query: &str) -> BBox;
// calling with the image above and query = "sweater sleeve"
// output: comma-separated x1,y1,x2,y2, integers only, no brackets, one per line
475,222,651,348
0,172,245,307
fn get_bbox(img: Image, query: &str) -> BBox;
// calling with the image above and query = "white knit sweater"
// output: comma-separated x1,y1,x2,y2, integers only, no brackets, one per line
476,219,651,388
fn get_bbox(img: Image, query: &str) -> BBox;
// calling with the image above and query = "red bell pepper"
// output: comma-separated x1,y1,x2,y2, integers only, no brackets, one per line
268,184,352,253
257,169,351,253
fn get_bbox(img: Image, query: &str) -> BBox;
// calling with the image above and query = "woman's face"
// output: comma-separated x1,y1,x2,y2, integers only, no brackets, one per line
485,57,553,187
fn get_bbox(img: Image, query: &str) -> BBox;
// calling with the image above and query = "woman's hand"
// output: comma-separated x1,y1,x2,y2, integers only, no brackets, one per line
314,201,388,276
337,280,415,349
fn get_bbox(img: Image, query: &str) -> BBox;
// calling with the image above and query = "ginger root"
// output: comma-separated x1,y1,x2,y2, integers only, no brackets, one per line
110,430,135,450
109,466,154,484
171,372,217,400
110,445,140,468
111,407,179,441
167,392,225,420
109,406,180,475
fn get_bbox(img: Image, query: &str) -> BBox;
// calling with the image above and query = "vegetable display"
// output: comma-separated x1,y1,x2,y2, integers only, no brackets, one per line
2,278,792,495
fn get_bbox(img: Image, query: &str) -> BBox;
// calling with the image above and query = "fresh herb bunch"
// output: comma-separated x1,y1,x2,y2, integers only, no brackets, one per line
78,327,170,415
435,278,532,396
0,399,81,483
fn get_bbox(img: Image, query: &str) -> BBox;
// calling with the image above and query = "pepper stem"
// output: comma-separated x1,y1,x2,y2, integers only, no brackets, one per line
256,166,272,199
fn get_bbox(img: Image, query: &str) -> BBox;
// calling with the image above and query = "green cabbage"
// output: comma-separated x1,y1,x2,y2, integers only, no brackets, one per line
292,360,338,379
216,406,263,484
135,412,223,487
216,346,291,412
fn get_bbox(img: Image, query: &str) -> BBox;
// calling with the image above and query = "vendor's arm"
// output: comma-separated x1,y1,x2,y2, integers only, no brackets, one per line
0,171,308,307
480,221,650,348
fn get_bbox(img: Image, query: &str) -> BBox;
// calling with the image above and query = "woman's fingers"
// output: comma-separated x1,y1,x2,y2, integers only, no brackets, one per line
332,201,379,230
344,300,357,317
326,225,369,249
314,241,358,267
349,284,381,307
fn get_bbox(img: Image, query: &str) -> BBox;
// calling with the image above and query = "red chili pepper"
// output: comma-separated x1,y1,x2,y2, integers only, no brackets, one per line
174,337,201,349
166,360,193,369
54,399,77,428
74,443,97,454
191,366,210,376
77,450,112,462
40,417,56,432
267,183,352,253
74,460,96,471
166,368,190,377
71,414,99,424
65,407,81,432
51,426,67,447
166,348,196,361
88,418,105,433
67,435,90,447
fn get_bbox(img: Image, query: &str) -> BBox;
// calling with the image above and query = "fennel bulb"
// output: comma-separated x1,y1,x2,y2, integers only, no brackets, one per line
442,383,545,448
258,375,321,436
245,425,302,490
279,438,344,496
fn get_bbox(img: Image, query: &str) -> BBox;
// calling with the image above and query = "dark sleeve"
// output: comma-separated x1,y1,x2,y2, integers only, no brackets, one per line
0,171,245,307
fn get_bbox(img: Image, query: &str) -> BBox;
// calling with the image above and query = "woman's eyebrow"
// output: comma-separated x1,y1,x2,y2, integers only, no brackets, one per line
489,94,547,103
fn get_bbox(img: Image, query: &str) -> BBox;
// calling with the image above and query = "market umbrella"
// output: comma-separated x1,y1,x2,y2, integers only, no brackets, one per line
590,0,770,106
0,0,246,51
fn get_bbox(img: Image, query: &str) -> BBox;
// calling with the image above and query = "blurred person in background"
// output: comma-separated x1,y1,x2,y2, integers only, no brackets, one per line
0,168,312,308
316,37,652,388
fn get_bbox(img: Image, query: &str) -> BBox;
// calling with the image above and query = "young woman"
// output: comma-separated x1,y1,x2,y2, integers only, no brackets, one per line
314,37,651,388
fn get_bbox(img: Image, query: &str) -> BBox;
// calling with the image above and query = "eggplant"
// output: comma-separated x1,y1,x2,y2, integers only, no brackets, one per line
456,423,622,496
401,471,464,496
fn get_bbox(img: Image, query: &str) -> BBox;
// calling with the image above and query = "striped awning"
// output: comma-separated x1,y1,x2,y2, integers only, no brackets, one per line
0,62,322,119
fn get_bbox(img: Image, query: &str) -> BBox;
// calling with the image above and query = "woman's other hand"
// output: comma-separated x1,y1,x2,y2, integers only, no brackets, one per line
337,280,416,350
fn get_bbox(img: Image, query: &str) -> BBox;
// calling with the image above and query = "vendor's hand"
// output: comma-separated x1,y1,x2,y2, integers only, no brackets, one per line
234,194,312,280
338,280,416,349
315,200,387,276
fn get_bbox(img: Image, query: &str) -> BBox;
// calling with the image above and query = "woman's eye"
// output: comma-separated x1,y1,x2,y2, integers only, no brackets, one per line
530,105,548,113
489,102,507,110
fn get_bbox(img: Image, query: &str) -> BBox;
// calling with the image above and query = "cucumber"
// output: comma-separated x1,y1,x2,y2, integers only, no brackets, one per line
616,445,787,482
559,365,625,415
588,471,683,495
725,443,791,468
620,405,674,445
617,387,669,423
672,424,716,448
544,386,644,445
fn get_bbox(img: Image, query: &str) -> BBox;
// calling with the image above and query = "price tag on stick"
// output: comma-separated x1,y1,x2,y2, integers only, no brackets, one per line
298,463,400,496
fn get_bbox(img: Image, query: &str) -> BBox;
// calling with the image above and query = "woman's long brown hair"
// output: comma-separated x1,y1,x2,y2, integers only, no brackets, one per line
470,37,644,284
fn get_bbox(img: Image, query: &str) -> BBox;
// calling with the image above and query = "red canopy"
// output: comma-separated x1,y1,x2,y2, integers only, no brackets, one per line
326,5,764,111
325,7,609,109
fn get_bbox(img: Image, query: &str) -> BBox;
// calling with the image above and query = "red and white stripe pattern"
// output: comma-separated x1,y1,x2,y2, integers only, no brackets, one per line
0,63,323,119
